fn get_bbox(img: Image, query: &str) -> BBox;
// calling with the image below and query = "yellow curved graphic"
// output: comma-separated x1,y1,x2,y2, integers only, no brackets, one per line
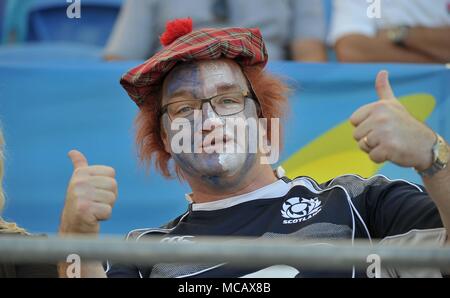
282,94,436,183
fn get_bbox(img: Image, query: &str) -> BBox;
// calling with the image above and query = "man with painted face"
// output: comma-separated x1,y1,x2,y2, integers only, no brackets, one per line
59,19,450,278
158,59,269,195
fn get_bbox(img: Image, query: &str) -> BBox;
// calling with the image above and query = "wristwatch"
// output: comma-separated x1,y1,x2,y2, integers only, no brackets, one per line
417,133,449,177
387,25,410,47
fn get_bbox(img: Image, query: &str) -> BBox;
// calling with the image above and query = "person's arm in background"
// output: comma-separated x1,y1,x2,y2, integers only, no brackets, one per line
329,0,435,63
335,34,435,63
291,40,328,62
378,26,450,63
290,0,327,62
103,0,157,61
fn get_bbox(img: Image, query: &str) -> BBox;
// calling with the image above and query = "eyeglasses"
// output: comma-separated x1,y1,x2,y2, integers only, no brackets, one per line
160,91,255,121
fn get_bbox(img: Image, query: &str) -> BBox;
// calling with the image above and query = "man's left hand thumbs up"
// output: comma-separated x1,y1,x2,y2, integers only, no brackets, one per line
350,70,436,171
375,70,396,101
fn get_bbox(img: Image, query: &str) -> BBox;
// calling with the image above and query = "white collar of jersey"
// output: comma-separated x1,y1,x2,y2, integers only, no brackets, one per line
187,167,291,212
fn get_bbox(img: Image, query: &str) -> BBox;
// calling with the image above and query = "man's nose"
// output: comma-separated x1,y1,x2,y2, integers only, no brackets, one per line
201,102,223,132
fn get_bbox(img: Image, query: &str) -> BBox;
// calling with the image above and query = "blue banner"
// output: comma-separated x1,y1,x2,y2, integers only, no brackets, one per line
0,57,449,234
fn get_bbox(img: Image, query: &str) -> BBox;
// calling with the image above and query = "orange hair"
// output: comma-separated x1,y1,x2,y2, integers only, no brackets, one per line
135,65,289,178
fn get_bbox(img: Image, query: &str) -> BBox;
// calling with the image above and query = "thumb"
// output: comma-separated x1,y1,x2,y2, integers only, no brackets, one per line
375,70,396,100
68,150,88,170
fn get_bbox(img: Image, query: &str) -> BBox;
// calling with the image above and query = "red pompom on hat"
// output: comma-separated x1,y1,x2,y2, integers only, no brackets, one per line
159,18,193,46
121,18,268,107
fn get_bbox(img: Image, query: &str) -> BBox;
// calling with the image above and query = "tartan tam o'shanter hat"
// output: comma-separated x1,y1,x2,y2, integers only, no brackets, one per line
120,18,268,107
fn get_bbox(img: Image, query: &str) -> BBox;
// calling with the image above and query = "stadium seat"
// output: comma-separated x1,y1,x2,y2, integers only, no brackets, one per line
26,0,123,46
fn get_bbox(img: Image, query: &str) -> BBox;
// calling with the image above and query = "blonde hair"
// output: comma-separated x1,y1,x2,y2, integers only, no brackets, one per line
0,128,28,235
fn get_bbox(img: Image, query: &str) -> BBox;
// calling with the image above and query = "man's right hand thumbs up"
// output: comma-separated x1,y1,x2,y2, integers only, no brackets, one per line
59,150,117,235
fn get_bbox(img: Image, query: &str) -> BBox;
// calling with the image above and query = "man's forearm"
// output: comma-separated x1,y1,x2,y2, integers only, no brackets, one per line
403,27,450,63
291,39,328,62
422,143,450,243
335,34,435,63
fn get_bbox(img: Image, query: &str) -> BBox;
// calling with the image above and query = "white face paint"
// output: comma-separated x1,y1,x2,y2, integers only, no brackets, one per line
218,152,246,173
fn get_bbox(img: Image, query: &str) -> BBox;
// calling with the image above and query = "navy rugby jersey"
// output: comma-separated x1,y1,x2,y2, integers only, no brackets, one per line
106,168,446,278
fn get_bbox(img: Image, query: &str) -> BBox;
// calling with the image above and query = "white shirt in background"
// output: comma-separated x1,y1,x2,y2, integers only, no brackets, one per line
328,0,450,45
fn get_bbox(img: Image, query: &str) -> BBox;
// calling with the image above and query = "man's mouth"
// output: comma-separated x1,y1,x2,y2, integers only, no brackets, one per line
201,135,232,151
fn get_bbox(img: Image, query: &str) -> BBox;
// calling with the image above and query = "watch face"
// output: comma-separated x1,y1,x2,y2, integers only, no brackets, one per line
437,137,449,165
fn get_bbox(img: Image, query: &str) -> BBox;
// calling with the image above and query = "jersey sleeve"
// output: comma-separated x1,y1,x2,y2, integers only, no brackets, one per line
363,179,444,239
360,177,447,277
325,175,445,241
325,175,446,277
